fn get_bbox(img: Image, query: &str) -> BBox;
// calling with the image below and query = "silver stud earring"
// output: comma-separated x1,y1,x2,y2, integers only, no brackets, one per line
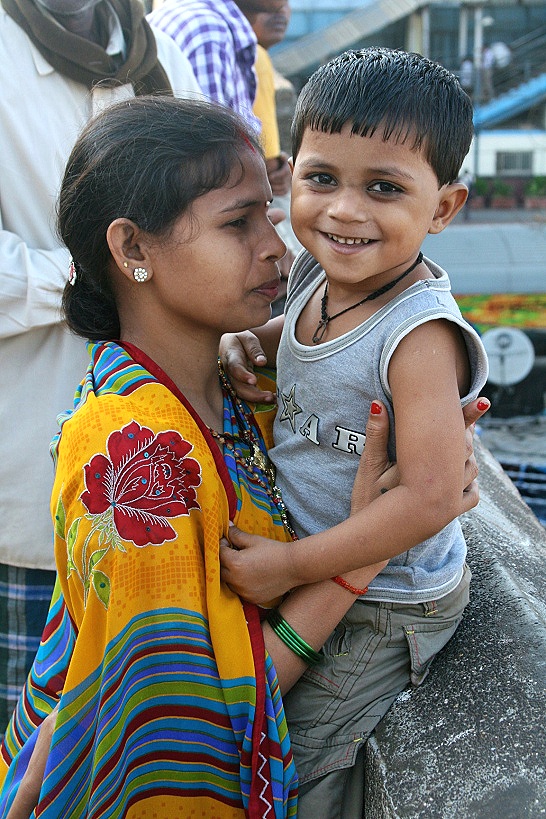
133,267,148,283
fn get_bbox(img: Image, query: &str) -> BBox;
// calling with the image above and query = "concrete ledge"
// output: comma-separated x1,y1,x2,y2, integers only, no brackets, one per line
364,440,546,818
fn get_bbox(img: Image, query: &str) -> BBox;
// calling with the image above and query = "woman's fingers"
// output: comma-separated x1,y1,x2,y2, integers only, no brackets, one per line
351,401,397,512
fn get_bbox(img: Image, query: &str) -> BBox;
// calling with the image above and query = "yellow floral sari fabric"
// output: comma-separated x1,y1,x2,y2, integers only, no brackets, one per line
0,341,297,818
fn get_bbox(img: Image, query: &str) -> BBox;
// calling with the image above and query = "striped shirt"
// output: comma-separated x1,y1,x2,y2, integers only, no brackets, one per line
148,0,260,132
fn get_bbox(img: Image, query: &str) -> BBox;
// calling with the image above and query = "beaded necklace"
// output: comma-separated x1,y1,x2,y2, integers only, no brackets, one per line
208,362,297,540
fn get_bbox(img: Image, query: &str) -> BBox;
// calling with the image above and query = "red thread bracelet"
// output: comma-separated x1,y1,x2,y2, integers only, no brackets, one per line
331,576,368,596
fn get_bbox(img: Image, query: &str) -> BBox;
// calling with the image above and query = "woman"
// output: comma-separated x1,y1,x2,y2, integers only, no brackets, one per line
0,96,485,818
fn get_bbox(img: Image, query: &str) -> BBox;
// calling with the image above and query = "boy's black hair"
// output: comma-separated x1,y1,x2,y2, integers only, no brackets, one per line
291,47,474,186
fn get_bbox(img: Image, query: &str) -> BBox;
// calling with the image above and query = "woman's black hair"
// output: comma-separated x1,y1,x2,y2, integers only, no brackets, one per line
291,47,474,186
59,96,262,340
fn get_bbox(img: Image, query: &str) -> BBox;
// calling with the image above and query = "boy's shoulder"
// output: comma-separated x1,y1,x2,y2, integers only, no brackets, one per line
422,255,452,285
291,248,321,277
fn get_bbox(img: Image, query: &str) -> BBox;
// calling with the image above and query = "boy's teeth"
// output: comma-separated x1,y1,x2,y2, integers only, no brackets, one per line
327,234,369,245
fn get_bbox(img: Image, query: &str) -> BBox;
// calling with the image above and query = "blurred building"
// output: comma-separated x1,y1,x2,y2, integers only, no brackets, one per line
273,1,546,190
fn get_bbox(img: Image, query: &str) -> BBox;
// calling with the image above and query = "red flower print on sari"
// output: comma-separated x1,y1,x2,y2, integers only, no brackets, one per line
81,421,201,546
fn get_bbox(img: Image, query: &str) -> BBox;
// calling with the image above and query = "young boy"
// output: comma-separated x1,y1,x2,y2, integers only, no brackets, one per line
221,47,489,817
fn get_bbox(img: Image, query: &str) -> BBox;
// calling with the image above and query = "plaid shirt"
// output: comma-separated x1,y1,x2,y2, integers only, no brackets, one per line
148,0,260,133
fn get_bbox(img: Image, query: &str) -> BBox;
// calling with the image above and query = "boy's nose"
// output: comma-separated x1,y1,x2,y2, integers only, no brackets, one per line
327,188,368,222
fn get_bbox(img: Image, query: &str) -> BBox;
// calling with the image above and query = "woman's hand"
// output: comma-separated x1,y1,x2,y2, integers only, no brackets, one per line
459,396,490,508
335,396,489,591
350,396,489,513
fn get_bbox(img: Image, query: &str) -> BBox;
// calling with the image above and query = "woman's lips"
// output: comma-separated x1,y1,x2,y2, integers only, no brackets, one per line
254,278,280,300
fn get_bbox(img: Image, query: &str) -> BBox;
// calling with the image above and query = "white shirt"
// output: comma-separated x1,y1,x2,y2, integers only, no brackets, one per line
0,7,201,568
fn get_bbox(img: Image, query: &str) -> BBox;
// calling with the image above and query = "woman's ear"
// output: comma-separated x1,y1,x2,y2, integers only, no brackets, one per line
107,218,153,282
428,183,468,235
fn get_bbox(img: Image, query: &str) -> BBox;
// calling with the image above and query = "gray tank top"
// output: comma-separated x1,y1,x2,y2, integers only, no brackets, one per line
270,251,489,602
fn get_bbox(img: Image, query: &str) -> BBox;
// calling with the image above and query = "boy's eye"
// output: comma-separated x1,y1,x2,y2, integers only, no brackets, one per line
308,172,336,186
368,181,402,193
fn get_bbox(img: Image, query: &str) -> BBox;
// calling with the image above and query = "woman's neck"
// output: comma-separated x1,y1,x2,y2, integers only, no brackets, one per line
121,331,225,431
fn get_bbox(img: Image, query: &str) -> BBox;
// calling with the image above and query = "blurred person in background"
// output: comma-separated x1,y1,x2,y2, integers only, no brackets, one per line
148,0,291,198
248,0,300,314
0,0,200,736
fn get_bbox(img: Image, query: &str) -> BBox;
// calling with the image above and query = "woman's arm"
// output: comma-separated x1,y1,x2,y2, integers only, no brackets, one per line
260,386,486,693
261,400,394,692
263,573,385,693
5,706,58,819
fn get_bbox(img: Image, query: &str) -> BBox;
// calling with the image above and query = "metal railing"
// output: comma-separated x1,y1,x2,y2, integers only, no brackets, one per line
492,24,546,97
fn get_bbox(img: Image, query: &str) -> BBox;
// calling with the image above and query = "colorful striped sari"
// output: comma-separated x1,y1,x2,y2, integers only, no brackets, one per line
0,341,297,818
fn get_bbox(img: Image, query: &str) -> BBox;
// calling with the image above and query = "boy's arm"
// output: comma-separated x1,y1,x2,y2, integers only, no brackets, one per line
219,314,284,403
233,396,484,694
222,321,485,601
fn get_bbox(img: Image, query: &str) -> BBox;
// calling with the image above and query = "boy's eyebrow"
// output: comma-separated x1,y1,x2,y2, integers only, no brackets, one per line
296,157,335,171
297,156,417,182
367,166,417,182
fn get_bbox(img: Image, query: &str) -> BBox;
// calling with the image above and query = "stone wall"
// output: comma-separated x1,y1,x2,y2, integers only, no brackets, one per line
364,440,546,818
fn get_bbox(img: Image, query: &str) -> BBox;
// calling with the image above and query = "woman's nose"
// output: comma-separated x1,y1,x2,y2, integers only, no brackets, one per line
263,215,287,262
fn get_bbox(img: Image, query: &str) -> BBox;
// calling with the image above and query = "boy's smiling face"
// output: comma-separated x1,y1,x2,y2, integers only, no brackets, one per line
290,123,465,299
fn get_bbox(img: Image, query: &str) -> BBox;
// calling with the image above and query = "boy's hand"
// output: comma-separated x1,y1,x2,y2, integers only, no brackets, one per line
219,331,276,404
220,530,295,604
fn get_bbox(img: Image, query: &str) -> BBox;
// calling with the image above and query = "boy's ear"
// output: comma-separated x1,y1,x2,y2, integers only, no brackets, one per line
107,218,154,282
288,156,294,174
428,183,468,235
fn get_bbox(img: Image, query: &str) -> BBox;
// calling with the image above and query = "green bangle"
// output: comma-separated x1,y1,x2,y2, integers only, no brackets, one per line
267,609,322,665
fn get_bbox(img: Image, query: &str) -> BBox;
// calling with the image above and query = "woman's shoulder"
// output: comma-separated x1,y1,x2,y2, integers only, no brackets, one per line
54,341,206,460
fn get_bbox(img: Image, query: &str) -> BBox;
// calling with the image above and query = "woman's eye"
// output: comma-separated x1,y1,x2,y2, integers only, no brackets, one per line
226,217,247,228
369,181,401,193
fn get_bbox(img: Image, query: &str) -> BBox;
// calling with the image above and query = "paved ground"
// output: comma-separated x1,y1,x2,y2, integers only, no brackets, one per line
453,206,545,225
421,207,546,294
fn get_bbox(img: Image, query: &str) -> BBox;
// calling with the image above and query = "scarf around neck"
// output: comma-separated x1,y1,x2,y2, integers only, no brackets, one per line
2,0,172,95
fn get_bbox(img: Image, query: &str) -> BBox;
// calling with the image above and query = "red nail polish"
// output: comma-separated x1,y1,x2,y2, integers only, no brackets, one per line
477,400,490,411
370,401,382,415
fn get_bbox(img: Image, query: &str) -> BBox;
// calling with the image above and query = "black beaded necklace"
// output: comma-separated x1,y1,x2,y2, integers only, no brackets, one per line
207,363,297,540
312,252,423,344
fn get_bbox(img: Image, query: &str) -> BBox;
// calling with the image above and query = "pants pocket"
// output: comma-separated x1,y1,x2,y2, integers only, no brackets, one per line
403,565,471,685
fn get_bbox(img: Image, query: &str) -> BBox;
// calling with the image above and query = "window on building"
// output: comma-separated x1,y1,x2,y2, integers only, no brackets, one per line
496,152,533,176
